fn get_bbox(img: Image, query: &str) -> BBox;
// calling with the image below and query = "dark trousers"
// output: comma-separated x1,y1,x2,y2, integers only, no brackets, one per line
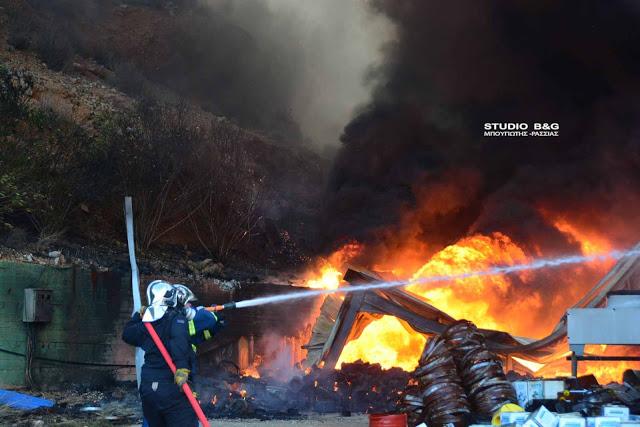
140,379,198,427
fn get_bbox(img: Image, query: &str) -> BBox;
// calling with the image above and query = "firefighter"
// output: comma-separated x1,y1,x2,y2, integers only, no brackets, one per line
173,284,224,358
123,281,197,427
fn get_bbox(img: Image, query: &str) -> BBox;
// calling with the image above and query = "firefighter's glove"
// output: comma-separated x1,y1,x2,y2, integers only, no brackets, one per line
174,368,190,387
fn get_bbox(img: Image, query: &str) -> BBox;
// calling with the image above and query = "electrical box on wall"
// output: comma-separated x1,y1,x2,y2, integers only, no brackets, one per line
23,288,53,323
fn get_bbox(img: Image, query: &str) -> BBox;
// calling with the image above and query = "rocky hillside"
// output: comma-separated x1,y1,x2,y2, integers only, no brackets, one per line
0,1,329,279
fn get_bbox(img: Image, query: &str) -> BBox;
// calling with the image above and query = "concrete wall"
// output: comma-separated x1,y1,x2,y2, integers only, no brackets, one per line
0,260,323,388
0,261,136,388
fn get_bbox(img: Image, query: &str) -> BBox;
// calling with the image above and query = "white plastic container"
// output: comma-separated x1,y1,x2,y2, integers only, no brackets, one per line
527,405,559,427
558,417,586,427
602,406,630,422
502,412,531,426
543,380,565,399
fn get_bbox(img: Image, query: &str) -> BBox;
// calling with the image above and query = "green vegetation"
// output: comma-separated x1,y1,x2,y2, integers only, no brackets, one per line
0,174,27,229
0,62,263,260
0,64,30,125
1,64,96,240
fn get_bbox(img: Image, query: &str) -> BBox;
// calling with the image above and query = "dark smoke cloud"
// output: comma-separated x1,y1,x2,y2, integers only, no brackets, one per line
174,0,391,146
12,0,390,146
326,0,640,254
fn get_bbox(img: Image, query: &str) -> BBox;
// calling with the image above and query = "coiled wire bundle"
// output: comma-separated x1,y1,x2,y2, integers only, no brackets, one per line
401,382,425,426
443,320,517,420
401,335,471,426
401,320,517,426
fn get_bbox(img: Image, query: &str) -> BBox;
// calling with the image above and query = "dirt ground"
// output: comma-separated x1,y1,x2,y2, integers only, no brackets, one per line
126,415,369,427
3,412,368,427
206,415,369,427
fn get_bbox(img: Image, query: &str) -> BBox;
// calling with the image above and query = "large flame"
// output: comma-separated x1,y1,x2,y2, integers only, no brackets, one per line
408,232,532,333
339,316,426,371
336,232,532,370
302,242,363,289
536,346,640,384
305,217,636,382
552,217,612,256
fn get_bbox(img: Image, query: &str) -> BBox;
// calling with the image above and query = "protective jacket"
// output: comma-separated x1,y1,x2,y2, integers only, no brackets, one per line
188,307,223,346
122,309,193,381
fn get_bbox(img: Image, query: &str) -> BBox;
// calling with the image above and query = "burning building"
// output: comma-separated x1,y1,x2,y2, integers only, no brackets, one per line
298,241,640,384
2,0,640,424
304,0,640,387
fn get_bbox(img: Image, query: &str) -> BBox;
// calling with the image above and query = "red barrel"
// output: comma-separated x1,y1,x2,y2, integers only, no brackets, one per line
369,413,408,427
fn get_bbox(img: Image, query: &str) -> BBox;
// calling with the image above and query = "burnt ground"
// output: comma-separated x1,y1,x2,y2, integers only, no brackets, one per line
1,362,409,426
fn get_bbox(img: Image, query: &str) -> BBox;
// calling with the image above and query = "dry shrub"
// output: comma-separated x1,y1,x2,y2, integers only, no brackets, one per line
190,124,263,260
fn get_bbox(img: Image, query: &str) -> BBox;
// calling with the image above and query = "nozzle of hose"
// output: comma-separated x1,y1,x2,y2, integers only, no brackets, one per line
208,302,236,312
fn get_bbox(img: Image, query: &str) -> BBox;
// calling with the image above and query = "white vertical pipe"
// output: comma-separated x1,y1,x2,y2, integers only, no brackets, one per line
124,196,144,387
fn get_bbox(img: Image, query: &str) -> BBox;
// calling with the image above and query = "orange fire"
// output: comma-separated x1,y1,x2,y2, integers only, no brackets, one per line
304,216,632,382
337,232,532,370
533,345,640,384
409,232,533,333
303,242,363,289
553,219,612,255
339,315,426,370
242,364,261,379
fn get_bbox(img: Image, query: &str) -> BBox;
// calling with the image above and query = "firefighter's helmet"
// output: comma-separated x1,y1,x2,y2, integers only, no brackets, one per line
174,284,197,306
143,280,178,322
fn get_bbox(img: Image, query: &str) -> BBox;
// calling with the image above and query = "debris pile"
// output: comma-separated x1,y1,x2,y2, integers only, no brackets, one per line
459,370,640,427
0,387,142,426
512,375,640,415
198,361,410,419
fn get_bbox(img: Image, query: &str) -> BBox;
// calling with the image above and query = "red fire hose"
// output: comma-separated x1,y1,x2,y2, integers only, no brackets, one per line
144,322,211,427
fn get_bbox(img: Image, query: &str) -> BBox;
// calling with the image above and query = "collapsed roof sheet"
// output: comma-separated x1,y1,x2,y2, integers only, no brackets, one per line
307,243,640,369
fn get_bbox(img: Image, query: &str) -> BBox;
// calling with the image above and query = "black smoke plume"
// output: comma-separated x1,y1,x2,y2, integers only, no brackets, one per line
326,0,640,255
